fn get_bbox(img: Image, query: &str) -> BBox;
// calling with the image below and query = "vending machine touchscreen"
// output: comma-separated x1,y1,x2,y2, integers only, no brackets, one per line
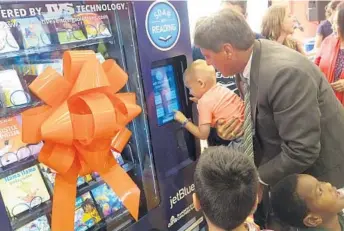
151,64,181,126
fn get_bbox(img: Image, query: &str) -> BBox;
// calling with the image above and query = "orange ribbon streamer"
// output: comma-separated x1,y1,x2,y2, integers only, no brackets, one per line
21,50,141,231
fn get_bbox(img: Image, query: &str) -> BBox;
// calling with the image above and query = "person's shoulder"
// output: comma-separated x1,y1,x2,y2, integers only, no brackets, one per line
200,85,229,103
254,32,265,39
320,19,331,27
322,34,338,46
259,40,318,79
192,46,204,61
213,84,234,95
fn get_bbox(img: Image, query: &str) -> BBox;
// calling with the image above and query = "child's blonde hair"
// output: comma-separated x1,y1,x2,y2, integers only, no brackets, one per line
184,60,216,84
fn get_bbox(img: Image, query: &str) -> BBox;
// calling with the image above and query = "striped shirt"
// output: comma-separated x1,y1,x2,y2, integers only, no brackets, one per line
216,72,239,95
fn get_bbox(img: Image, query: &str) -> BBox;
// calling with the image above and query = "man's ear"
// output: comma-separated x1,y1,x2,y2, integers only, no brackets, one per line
223,43,233,60
303,213,322,227
193,193,201,212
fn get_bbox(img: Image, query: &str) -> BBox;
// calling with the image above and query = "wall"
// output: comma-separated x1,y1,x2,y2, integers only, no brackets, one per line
187,0,221,43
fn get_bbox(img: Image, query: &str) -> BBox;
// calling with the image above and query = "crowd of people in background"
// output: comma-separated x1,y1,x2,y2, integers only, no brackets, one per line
188,0,344,231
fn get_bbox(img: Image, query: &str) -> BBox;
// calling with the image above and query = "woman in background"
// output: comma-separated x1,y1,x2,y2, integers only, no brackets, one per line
315,2,344,106
314,0,341,50
261,4,305,54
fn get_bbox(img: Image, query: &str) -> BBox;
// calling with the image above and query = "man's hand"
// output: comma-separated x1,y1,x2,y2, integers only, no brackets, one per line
174,111,187,123
331,79,344,92
216,118,243,140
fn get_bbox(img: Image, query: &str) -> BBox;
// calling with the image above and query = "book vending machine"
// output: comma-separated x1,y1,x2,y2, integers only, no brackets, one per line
0,1,205,231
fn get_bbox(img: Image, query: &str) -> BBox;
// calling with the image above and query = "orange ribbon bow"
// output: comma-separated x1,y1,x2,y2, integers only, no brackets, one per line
21,50,141,231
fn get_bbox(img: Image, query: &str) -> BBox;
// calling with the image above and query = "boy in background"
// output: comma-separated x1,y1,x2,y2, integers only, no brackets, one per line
193,146,260,230
271,174,344,230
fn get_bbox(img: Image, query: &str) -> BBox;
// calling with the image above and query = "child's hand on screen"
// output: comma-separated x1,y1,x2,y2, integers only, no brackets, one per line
174,111,187,123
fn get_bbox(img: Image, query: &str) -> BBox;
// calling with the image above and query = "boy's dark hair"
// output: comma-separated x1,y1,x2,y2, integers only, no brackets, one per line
271,174,309,228
194,146,258,230
221,0,247,15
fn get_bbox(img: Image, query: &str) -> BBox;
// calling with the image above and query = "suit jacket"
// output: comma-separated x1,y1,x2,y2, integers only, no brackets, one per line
237,39,344,187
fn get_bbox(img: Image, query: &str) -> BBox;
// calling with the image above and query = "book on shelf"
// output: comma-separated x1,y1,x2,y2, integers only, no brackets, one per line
74,192,101,231
0,116,43,167
76,13,112,40
91,183,123,218
15,215,50,231
0,165,51,217
42,13,86,45
15,17,51,49
0,21,19,54
0,69,29,108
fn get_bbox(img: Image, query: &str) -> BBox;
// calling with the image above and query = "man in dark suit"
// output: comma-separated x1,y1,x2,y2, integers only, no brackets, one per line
194,8,344,228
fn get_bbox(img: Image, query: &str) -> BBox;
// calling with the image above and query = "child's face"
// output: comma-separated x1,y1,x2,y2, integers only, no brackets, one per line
184,77,205,99
297,175,344,220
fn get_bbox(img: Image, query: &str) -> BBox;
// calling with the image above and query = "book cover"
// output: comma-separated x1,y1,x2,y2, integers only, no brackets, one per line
43,13,86,44
91,183,123,217
0,69,29,108
74,192,101,231
0,165,50,217
15,17,51,49
76,13,111,39
16,60,63,76
0,21,19,54
0,116,41,167
15,215,50,231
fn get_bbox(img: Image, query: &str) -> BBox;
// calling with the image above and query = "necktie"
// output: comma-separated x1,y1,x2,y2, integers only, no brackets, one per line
243,80,254,159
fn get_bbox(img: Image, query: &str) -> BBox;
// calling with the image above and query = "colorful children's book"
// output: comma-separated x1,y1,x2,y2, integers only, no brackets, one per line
0,21,19,54
0,165,51,217
0,69,29,107
91,183,123,217
74,192,101,231
16,60,63,76
15,17,51,49
0,116,42,167
15,215,50,231
76,13,111,39
43,13,86,44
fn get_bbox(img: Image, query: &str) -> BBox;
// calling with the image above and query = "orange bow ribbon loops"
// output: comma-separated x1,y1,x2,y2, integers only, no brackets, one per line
21,50,141,231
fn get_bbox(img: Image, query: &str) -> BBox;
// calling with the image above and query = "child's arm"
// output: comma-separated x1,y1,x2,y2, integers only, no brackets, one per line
174,111,210,140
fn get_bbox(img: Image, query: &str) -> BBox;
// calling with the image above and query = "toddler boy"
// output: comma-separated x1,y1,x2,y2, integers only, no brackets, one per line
174,60,244,146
